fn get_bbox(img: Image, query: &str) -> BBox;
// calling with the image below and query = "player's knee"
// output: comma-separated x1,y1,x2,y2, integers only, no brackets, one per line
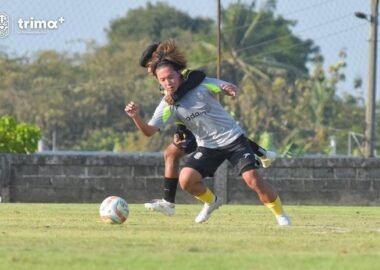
242,170,264,191
179,168,199,192
164,144,183,162
178,174,191,191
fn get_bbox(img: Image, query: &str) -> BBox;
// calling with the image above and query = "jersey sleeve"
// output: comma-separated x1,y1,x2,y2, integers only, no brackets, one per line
201,77,231,95
147,100,176,129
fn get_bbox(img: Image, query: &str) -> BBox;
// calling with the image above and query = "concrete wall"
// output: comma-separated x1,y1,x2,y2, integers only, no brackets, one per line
1,153,380,205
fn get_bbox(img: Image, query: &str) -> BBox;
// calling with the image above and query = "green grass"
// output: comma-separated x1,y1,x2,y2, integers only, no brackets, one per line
1,203,380,270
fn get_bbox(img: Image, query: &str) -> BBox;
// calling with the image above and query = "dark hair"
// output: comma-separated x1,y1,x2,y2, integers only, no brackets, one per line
139,42,160,68
154,59,183,73
150,40,187,76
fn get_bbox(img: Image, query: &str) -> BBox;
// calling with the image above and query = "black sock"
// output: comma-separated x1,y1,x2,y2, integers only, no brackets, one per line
248,140,267,157
163,177,179,203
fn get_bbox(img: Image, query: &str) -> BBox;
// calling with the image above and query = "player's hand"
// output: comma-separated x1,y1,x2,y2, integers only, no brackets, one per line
221,84,238,97
164,94,175,105
173,133,187,149
124,102,139,118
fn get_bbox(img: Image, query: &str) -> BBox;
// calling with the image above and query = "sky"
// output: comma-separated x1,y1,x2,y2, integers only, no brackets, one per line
0,0,377,100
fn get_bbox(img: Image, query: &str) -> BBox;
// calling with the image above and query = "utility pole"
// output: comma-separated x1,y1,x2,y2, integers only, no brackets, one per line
356,0,379,157
216,0,224,104
216,0,221,80
365,0,379,157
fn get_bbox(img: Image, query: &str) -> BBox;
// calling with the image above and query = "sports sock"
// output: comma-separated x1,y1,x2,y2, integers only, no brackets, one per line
264,196,284,216
195,188,216,204
163,177,179,203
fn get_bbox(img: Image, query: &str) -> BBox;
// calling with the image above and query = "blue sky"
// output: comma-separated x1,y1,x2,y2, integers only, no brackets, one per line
0,0,376,99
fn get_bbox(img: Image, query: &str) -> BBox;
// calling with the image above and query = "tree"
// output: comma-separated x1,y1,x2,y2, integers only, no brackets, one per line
280,49,364,155
0,2,368,154
106,2,213,44
195,1,318,78
193,1,319,147
0,116,41,153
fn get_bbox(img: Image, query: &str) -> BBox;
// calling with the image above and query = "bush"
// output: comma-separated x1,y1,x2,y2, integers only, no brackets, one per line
0,116,41,153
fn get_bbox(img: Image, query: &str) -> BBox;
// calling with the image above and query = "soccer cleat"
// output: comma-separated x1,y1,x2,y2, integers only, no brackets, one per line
195,196,223,223
276,214,292,226
144,199,175,216
259,151,277,168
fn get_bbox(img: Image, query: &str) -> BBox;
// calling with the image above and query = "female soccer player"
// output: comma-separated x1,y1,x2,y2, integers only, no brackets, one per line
126,40,290,225
138,42,276,217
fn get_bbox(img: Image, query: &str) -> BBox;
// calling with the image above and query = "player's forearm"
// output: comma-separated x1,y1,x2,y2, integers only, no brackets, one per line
131,115,158,137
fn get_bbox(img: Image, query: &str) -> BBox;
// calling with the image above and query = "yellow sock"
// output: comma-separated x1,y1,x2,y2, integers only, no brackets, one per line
195,188,215,204
264,196,284,216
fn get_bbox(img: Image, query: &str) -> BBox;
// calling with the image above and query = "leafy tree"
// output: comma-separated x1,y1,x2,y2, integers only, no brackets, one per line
106,2,213,44
195,1,318,79
196,1,320,150
280,50,364,155
0,116,41,153
0,2,370,155
0,51,84,149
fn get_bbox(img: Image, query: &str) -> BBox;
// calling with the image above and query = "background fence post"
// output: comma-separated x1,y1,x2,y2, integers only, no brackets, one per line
0,154,11,202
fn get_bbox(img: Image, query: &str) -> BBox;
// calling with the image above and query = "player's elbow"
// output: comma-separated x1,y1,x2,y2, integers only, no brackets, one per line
144,131,155,137
141,126,158,137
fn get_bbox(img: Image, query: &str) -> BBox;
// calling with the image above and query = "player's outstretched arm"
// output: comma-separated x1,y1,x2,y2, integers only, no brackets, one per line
202,80,239,97
124,102,159,137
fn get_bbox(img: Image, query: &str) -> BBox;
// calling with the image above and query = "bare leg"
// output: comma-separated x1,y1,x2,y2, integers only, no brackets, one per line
241,169,277,203
241,169,291,225
164,143,185,178
161,143,185,203
178,167,206,196
143,143,185,215
179,167,222,223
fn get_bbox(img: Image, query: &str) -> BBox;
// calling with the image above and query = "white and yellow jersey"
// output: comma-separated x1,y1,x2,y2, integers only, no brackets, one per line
148,77,244,148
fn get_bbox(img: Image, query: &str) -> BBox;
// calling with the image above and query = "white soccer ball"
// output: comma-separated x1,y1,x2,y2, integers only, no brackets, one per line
99,196,129,224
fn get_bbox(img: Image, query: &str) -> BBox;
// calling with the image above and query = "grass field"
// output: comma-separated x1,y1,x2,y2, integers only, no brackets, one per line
1,203,380,270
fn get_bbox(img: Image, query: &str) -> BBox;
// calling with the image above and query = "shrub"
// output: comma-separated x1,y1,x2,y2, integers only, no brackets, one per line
0,116,41,153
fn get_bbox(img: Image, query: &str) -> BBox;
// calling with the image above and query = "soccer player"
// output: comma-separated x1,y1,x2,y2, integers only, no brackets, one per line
139,42,276,217
139,42,205,216
126,40,291,226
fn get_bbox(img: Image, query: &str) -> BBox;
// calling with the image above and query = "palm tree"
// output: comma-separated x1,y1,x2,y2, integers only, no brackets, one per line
196,1,317,84
194,1,318,143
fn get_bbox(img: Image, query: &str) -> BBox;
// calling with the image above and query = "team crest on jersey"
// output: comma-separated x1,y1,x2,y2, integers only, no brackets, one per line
193,152,203,160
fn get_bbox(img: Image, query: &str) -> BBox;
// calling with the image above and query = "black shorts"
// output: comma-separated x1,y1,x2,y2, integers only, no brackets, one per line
172,125,197,154
184,135,261,178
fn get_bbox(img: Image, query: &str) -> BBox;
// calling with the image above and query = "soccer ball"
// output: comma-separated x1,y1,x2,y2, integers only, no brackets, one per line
99,196,129,224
